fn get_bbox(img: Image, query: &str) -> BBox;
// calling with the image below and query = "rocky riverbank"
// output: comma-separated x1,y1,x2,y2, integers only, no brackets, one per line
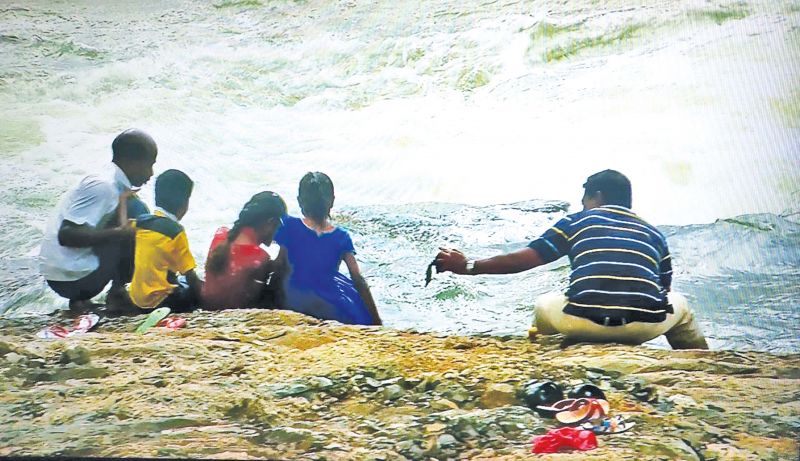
1,309,798,460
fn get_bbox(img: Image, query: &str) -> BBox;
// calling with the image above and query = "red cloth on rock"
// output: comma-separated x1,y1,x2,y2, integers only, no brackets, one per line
531,427,598,454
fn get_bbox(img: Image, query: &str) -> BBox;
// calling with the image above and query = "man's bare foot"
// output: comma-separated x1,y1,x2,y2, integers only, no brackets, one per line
559,337,583,349
105,287,139,316
68,299,104,314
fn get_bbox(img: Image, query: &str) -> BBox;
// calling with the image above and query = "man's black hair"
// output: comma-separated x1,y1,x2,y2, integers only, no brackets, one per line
583,169,632,208
112,129,156,162
155,169,194,214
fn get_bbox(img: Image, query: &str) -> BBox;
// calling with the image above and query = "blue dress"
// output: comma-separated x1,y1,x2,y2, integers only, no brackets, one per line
274,216,373,325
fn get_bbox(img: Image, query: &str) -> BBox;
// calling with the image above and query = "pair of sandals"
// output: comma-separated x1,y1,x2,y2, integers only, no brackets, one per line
537,398,634,434
37,313,100,339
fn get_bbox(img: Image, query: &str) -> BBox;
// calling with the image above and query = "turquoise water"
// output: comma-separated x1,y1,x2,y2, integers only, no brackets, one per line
0,0,798,351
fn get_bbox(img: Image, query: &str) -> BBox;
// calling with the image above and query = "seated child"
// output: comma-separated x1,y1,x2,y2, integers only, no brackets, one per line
202,191,286,309
127,169,202,312
274,172,382,325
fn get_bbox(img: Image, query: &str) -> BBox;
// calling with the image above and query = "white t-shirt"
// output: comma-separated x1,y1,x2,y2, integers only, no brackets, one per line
39,163,132,282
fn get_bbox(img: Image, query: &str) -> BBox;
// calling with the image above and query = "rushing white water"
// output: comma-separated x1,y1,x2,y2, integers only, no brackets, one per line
1,0,798,350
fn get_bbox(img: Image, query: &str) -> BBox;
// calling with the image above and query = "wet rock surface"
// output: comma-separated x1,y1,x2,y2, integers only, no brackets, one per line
0,309,798,459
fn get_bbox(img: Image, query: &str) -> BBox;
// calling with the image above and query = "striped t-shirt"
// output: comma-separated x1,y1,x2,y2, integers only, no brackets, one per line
528,205,673,323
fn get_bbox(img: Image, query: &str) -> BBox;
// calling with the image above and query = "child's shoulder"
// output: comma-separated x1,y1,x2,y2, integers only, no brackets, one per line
283,215,303,225
136,213,185,239
212,225,231,239
279,215,305,233
331,225,354,248
208,226,229,250
332,224,351,236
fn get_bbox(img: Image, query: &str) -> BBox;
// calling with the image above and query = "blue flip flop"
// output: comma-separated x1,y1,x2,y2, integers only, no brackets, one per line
581,415,635,434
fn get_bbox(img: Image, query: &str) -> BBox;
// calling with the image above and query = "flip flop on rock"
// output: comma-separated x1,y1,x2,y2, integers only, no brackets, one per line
156,316,186,330
537,398,580,414
37,314,100,340
135,307,170,334
581,415,635,434
539,398,610,425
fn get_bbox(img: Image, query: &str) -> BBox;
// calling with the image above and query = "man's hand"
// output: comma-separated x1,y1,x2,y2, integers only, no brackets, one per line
117,218,137,238
435,247,470,275
434,247,544,276
117,189,138,226
102,220,137,242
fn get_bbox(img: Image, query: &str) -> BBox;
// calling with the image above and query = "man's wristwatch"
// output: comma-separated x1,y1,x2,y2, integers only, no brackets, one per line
465,260,476,275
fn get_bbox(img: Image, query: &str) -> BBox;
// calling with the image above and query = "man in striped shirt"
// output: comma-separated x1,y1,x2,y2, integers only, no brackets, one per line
435,170,708,349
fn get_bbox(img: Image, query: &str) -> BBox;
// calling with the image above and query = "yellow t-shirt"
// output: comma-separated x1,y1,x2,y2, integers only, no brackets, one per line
128,210,196,308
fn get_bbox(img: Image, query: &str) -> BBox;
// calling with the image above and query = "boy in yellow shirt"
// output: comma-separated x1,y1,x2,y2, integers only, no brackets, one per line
127,169,202,312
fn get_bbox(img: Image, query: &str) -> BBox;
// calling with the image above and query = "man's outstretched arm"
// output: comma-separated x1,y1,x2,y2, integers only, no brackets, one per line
435,247,545,275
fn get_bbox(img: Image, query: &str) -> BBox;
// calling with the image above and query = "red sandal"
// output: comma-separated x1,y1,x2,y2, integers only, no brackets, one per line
538,398,610,425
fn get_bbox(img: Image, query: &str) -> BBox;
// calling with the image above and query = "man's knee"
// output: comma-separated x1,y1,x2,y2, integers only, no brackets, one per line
667,292,694,323
533,292,567,335
534,292,567,310
47,277,108,302
665,291,708,349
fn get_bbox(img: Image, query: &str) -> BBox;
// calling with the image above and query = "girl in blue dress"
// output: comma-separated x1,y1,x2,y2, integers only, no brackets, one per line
274,172,382,325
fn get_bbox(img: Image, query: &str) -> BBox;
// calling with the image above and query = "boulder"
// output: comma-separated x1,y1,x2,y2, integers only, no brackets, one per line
480,383,516,408
0,309,795,460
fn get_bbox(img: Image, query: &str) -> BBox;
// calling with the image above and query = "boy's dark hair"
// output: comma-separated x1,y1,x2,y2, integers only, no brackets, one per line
583,169,632,208
298,172,334,224
112,129,156,162
155,169,194,214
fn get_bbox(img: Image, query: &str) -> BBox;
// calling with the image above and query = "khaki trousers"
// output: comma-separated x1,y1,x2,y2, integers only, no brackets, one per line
533,292,708,349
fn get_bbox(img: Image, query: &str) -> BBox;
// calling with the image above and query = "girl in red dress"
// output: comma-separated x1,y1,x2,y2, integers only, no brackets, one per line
202,191,286,309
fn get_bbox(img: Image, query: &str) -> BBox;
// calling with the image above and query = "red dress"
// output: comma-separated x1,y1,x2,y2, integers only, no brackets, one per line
202,226,269,309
